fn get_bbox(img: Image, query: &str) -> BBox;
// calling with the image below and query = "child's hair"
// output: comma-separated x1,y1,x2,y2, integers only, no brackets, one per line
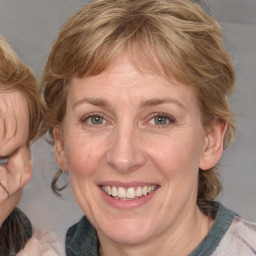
0,37,43,254
0,36,43,143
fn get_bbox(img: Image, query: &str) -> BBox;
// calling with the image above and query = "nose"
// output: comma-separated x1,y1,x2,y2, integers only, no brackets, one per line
106,126,146,173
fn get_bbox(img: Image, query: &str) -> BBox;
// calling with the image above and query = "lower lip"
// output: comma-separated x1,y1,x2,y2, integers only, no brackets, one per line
99,186,158,210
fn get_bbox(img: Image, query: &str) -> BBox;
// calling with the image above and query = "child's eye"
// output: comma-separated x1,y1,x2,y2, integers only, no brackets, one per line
0,157,9,166
148,114,174,126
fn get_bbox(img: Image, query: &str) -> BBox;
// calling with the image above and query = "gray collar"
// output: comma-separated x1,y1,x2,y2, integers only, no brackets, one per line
65,202,238,256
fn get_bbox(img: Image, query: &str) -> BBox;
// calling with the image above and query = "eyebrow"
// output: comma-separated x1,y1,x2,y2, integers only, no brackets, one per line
139,98,185,109
72,97,185,110
72,98,109,109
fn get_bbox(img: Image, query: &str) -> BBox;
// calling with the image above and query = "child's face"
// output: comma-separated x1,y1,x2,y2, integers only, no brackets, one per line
0,90,32,204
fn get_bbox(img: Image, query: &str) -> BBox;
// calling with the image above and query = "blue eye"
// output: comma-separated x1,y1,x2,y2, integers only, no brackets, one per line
85,115,106,125
0,157,9,166
149,114,174,126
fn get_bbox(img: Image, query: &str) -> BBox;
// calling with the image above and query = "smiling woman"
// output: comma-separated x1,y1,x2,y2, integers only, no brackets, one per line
40,0,256,255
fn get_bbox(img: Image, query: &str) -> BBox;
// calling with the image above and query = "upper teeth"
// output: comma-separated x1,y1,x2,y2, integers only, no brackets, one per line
101,185,157,200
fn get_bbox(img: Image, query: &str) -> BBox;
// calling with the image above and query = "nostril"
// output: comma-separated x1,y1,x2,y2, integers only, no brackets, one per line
106,152,147,172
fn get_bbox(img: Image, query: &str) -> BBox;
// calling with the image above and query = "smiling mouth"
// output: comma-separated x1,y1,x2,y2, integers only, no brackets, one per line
101,185,158,200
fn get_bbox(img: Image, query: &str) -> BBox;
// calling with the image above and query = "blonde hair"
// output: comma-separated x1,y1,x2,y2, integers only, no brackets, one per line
41,0,236,204
0,36,43,143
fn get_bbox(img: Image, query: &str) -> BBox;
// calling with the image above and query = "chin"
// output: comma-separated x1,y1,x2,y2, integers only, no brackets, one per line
98,218,157,245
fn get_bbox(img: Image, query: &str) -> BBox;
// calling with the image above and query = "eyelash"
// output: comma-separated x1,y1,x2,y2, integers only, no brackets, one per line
80,112,175,129
80,113,109,127
147,113,175,127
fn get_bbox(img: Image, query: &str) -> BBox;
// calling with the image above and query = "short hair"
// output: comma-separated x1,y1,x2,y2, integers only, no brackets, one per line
41,0,236,204
0,36,43,143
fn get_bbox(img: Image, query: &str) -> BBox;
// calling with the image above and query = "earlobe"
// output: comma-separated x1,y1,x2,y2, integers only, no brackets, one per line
199,121,227,170
53,127,68,170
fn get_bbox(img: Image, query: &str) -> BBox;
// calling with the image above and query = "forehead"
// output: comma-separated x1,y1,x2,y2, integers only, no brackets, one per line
69,55,198,108
0,90,29,153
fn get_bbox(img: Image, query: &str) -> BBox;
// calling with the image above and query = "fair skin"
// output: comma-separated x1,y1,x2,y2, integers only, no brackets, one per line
55,55,226,256
0,90,32,227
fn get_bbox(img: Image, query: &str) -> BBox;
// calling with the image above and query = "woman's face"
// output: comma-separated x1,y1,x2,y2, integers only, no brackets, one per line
0,90,32,204
56,55,222,245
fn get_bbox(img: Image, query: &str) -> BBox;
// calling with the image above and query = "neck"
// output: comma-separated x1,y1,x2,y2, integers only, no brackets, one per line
99,205,214,256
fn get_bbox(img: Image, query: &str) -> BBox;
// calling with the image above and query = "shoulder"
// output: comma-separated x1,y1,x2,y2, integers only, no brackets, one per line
66,215,94,239
66,216,98,256
190,202,255,256
17,229,65,256
213,216,256,255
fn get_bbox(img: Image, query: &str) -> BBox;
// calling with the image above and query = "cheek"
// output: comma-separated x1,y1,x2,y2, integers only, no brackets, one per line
147,138,202,211
146,133,204,180
22,148,33,175
64,134,106,177
21,162,33,188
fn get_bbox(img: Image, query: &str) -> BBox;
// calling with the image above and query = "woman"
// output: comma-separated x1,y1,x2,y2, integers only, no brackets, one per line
40,0,256,255
0,37,63,255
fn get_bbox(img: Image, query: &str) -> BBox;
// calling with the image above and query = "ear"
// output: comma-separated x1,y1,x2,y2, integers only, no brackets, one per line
53,127,68,170
199,121,227,170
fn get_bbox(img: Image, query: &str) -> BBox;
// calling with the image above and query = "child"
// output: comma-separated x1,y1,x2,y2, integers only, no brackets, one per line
0,37,63,255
